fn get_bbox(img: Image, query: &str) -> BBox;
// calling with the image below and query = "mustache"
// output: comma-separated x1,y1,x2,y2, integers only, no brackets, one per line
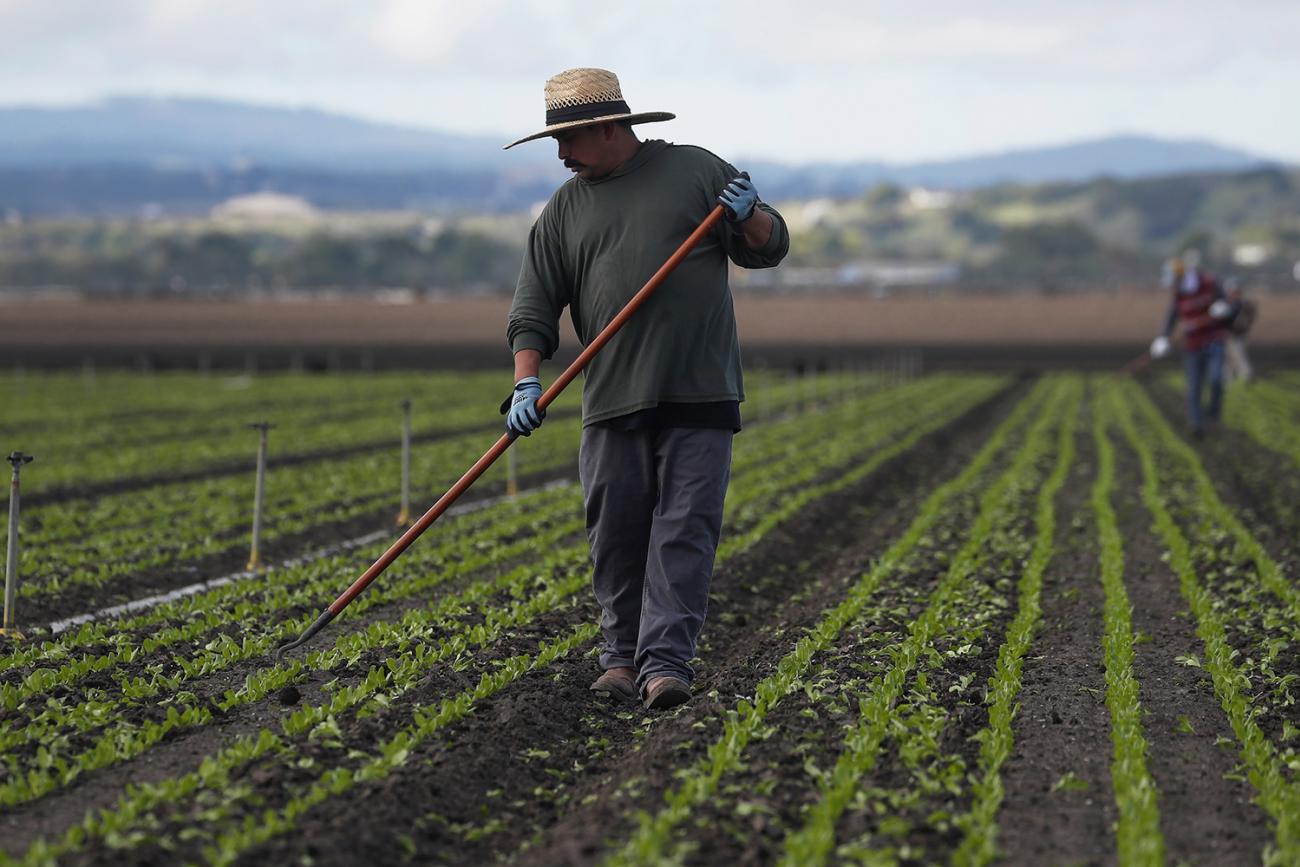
563,160,585,169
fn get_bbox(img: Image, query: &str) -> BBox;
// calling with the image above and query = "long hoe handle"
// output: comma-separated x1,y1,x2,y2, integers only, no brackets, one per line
1119,351,1152,376
275,205,726,658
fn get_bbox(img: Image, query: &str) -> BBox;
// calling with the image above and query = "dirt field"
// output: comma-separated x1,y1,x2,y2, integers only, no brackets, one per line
3,372,1299,864
3,292,1298,350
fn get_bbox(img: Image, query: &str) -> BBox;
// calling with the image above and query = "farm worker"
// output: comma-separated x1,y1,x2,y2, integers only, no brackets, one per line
1149,249,1239,437
1221,277,1257,383
501,68,788,710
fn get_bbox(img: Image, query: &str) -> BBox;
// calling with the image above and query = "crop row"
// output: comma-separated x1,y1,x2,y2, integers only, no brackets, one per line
7,375,1008,864
16,418,583,601
947,377,1079,864
0,480,578,678
775,381,1079,866
21,374,990,708
15,372,939,606
1090,384,1164,865
4,368,870,494
781,377,1080,864
2,374,976,691
2,372,517,493
2,371,437,430
344,375,1064,864
0,376,1007,825
0,508,587,741
157,373,1006,866
606,376,1066,865
15,369,885,597
1220,380,1300,472
0,366,829,433
1110,379,1300,863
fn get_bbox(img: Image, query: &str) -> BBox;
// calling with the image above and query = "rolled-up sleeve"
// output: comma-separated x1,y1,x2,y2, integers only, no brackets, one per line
710,159,790,270
724,201,789,268
507,215,570,359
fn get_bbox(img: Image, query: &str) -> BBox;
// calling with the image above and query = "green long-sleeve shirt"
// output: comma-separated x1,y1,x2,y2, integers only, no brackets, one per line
507,139,789,426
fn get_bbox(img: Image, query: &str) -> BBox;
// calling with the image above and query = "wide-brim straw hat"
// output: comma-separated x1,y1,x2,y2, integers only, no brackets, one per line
503,68,674,150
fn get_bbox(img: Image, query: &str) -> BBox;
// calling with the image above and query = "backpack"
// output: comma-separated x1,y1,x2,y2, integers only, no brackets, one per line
1231,299,1258,335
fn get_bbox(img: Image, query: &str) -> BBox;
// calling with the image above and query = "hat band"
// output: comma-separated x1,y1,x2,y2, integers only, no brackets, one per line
545,99,631,125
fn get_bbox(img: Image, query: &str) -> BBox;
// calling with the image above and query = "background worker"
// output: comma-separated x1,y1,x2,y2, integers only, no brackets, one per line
501,68,789,710
1149,249,1239,437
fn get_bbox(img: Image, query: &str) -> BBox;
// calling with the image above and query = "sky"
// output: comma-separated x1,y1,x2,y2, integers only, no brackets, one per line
2,0,1298,164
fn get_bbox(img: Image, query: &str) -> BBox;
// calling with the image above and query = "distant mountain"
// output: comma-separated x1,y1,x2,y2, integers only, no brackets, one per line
906,135,1269,186
0,97,568,215
746,135,1276,199
0,96,551,172
0,96,1283,215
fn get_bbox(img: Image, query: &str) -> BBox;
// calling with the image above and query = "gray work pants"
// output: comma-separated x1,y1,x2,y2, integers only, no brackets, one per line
579,425,732,691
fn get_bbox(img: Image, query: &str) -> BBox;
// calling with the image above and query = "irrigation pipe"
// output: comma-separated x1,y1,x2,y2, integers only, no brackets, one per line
46,480,573,635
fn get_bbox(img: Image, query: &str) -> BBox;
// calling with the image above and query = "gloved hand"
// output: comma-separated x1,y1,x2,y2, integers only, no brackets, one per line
500,376,545,437
1150,336,1171,359
718,172,758,223
1209,299,1232,319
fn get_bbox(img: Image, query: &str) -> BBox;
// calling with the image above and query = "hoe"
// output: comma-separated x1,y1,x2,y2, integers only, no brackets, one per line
275,205,726,659
1120,334,1182,377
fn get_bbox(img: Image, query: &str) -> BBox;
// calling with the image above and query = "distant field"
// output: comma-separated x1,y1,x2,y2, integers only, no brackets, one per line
2,293,1298,368
5,293,1300,345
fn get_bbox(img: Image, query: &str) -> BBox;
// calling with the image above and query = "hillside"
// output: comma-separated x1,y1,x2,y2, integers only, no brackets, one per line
0,97,1281,216
0,97,532,171
779,167,1300,291
3,164,1297,296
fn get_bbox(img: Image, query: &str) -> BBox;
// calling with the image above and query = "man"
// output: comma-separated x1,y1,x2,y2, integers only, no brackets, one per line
1149,249,1239,437
501,68,788,710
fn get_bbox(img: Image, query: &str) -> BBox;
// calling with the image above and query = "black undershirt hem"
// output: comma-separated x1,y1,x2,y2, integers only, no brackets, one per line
595,400,741,433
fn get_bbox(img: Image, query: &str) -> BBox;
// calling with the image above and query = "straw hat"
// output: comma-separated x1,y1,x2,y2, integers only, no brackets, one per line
503,68,674,150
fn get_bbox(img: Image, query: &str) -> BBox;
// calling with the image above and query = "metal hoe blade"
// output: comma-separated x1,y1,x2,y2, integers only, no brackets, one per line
274,608,336,661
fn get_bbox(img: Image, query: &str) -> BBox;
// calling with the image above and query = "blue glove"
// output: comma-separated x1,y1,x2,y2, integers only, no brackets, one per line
500,376,545,437
718,172,758,223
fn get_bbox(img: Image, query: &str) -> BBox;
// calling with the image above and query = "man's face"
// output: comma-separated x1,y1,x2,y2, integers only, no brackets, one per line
554,124,616,180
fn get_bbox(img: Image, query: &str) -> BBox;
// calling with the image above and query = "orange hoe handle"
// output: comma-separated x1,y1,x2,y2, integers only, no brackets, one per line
275,205,727,658
1119,351,1152,376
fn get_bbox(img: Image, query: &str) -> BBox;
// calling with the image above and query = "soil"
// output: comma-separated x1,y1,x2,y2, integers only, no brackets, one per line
0,505,594,857
0,381,1018,863
991,425,1120,865
221,379,1028,867
22,463,578,625
1141,374,1300,796
1108,434,1273,864
683,461,1040,864
5,297,1300,352
27,409,580,505
1142,377,1300,560
5,372,1299,866
1001,395,1273,866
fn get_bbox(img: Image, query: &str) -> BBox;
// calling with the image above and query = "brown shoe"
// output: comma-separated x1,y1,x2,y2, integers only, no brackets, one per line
643,676,691,710
590,667,637,702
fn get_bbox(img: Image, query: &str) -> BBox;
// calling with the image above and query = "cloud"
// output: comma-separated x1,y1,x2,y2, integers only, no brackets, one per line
0,0,1297,162
6,0,1296,81
367,0,513,69
732,1,1300,81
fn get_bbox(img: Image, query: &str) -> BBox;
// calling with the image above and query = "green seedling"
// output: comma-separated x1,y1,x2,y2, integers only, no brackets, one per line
1051,772,1090,793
